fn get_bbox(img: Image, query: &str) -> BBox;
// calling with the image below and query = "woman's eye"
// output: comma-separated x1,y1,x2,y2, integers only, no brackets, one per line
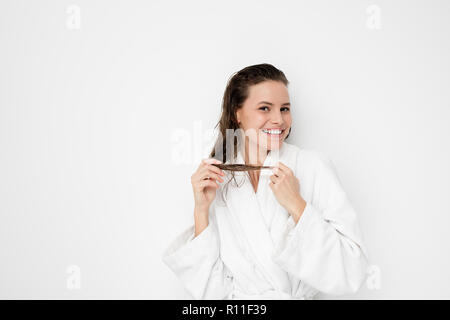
259,106,290,112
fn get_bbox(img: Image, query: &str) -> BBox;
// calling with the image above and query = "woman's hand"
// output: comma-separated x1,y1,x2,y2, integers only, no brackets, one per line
191,158,225,212
269,162,306,223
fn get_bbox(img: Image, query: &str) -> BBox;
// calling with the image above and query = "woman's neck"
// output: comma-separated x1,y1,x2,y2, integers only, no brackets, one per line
243,141,270,166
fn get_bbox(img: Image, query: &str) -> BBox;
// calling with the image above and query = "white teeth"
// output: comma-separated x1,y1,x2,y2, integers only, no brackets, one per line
262,129,283,134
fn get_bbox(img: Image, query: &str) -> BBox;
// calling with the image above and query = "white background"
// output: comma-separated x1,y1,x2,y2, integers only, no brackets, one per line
1,0,449,299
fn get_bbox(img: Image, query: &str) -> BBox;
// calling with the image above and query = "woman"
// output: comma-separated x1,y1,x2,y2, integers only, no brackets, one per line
162,64,368,299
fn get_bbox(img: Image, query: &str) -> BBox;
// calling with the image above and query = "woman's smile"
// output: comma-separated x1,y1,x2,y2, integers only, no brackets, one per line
261,128,286,139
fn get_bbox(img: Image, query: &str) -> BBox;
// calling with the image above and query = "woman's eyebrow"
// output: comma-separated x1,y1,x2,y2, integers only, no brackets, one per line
257,101,291,106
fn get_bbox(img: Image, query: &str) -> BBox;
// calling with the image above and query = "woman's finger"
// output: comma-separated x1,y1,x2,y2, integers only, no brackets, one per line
269,174,279,184
198,159,224,177
277,162,292,175
197,179,220,190
193,162,224,182
202,158,222,165
272,166,285,178
196,158,222,174
204,163,225,177
198,165,224,179
202,171,224,183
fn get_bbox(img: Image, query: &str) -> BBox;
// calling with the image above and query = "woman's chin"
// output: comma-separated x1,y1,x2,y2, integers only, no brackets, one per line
261,140,283,151
247,137,284,152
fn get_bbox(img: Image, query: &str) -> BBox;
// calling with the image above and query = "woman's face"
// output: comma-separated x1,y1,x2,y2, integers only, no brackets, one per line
236,80,292,152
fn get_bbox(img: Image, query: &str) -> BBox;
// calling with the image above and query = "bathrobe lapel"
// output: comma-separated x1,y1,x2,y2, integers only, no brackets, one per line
223,144,292,293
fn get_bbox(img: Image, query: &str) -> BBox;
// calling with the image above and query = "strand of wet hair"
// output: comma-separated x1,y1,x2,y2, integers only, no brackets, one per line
212,163,274,171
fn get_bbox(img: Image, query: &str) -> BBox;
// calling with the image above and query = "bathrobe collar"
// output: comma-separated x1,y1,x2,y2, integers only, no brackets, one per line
223,142,292,294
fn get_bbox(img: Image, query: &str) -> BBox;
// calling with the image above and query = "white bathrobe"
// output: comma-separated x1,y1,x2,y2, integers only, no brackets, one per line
162,142,369,300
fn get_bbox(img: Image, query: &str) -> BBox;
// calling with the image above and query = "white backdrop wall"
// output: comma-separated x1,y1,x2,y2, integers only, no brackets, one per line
1,0,449,299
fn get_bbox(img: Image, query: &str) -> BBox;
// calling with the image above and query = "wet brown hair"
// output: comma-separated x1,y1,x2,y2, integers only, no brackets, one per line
208,63,291,201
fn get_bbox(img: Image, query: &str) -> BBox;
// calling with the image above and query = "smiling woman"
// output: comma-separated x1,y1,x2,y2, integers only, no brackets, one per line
237,82,292,149
208,65,294,196
212,64,292,163
162,63,369,300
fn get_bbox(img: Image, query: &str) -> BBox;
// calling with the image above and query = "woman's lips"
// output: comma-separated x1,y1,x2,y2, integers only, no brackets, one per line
261,129,285,138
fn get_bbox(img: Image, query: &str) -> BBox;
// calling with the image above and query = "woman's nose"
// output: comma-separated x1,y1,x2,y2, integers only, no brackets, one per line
270,110,283,124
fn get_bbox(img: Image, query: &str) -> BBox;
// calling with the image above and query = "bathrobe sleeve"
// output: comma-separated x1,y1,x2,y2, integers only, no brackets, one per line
272,150,369,295
162,205,234,299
